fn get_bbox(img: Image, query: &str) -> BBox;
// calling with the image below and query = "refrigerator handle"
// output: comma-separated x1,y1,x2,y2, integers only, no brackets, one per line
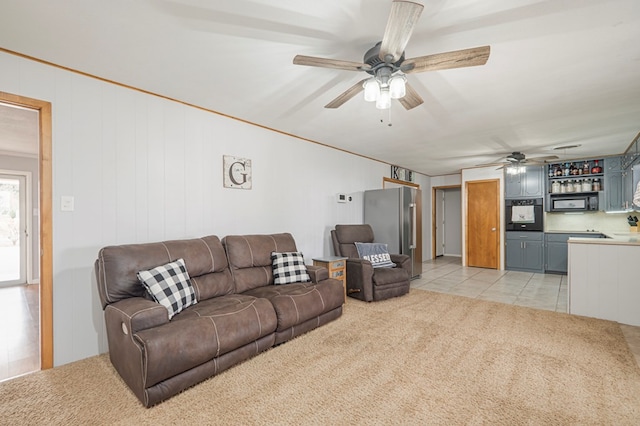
409,203,416,249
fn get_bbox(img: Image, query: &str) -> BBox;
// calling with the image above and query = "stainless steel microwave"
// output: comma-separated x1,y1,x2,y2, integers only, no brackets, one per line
550,195,599,212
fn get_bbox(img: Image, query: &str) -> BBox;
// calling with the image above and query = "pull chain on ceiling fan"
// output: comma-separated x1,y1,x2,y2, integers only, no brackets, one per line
293,0,491,111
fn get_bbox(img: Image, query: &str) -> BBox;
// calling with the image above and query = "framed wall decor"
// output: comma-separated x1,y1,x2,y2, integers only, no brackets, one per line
391,165,414,183
223,155,252,189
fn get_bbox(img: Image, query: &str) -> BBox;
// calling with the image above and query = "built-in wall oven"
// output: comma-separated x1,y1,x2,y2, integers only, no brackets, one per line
505,198,544,231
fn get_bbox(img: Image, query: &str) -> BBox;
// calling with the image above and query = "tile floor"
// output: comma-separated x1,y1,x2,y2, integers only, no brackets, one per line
412,256,640,366
0,284,40,382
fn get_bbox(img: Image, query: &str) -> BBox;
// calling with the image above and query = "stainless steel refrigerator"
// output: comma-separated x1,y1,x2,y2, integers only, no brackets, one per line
364,187,422,279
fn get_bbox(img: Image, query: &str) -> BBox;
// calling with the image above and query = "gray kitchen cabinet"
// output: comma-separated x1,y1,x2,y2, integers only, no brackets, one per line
505,231,544,273
504,165,544,199
544,233,604,274
545,159,605,212
604,156,624,211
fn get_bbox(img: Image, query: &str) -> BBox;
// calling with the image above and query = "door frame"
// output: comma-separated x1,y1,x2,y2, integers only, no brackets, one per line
0,91,53,370
431,185,461,259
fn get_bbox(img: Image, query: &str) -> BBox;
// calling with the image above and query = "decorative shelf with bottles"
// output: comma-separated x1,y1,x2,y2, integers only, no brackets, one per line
547,159,604,195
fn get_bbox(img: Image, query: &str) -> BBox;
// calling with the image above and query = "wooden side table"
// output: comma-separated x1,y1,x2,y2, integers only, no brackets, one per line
312,256,347,301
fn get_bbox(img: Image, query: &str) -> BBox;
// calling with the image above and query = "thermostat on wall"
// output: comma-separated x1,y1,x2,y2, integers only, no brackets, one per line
337,193,352,203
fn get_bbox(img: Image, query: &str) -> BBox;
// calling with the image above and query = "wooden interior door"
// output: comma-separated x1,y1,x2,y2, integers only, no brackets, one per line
466,179,500,269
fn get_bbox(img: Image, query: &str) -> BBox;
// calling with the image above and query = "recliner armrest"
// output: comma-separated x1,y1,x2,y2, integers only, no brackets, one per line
390,253,411,273
105,297,169,335
345,258,374,301
306,265,328,283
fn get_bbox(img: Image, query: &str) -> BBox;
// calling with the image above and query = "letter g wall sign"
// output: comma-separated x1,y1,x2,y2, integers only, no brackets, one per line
223,155,252,189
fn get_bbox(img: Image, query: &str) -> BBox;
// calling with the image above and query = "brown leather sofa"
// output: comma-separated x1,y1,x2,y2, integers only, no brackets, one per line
331,224,411,302
95,233,343,407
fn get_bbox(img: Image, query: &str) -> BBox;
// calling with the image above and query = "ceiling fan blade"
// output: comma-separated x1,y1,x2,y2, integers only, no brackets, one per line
528,155,560,162
402,45,491,74
325,79,368,109
379,0,424,63
398,82,423,110
475,161,507,167
293,55,371,72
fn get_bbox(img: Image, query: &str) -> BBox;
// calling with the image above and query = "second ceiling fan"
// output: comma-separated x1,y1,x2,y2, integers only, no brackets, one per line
293,0,491,110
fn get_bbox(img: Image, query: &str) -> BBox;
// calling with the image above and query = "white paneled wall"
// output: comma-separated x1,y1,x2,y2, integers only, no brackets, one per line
0,51,431,366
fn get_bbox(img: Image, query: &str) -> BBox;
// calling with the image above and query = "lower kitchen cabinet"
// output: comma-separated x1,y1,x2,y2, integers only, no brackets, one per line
544,233,605,274
505,231,544,273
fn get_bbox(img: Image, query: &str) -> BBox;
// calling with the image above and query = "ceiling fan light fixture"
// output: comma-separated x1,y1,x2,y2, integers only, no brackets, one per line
376,87,391,110
389,74,406,99
363,78,380,102
506,165,526,175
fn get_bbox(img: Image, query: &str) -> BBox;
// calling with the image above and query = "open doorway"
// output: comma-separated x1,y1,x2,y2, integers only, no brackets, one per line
432,186,462,259
0,92,53,378
0,172,30,287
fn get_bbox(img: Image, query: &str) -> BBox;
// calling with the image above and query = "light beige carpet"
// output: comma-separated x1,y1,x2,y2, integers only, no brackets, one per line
2,288,640,425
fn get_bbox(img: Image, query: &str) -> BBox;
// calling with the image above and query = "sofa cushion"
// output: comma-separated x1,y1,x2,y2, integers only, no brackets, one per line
271,251,311,285
354,242,395,268
96,235,233,308
371,266,410,286
243,280,344,331
136,294,277,388
137,258,197,319
224,233,300,293
333,224,375,259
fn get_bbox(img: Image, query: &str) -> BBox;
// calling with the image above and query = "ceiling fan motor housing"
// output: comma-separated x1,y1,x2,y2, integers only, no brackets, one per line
507,152,526,162
364,41,404,75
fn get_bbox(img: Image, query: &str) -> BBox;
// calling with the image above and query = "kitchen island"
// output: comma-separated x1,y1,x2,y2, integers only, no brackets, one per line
568,231,640,326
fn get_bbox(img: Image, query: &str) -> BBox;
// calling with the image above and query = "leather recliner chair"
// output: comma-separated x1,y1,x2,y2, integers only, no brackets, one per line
331,224,411,302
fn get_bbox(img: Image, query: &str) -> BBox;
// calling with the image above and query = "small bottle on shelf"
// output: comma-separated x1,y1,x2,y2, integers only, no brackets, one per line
573,180,582,192
564,162,571,176
582,178,592,192
582,161,590,175
555,164,563,176
591,160,602,174
569,162,577,175
592,178,601,191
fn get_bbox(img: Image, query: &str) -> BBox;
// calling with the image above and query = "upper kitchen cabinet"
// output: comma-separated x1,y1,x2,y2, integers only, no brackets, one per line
545,159,604,212
504,165,544,199
604,155,631,212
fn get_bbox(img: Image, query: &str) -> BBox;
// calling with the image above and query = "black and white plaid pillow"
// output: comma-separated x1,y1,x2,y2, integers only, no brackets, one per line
271,252,311,285
137,258,197,319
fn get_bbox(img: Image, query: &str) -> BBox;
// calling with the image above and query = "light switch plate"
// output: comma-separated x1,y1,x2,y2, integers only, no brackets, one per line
61,196,75,212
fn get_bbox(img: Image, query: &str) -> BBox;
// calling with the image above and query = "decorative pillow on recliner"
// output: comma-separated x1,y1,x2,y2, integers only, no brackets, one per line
137,258,197,319
354,242,396,268
271,251,311,285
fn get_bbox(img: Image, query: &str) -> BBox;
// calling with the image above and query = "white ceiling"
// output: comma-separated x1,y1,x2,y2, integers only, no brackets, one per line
1,0,639,175
0,103,38,157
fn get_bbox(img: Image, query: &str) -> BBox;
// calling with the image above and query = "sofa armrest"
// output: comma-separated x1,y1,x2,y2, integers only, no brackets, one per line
306,265,328,283
390,254,411,275
103,298,168,406
345,258,374,301
106,297,168,335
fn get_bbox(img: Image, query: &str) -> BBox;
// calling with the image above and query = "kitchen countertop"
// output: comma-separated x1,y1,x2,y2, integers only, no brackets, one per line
544,230,604,235
568,231,640,246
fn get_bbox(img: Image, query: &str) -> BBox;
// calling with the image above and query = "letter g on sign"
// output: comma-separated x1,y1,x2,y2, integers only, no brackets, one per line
223,155,252,189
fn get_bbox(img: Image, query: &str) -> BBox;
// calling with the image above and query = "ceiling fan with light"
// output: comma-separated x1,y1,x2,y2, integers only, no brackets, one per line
292,0,490,110
478,151,560,170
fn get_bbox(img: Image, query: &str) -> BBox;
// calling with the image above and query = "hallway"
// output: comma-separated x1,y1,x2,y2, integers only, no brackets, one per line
0,284,39,382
